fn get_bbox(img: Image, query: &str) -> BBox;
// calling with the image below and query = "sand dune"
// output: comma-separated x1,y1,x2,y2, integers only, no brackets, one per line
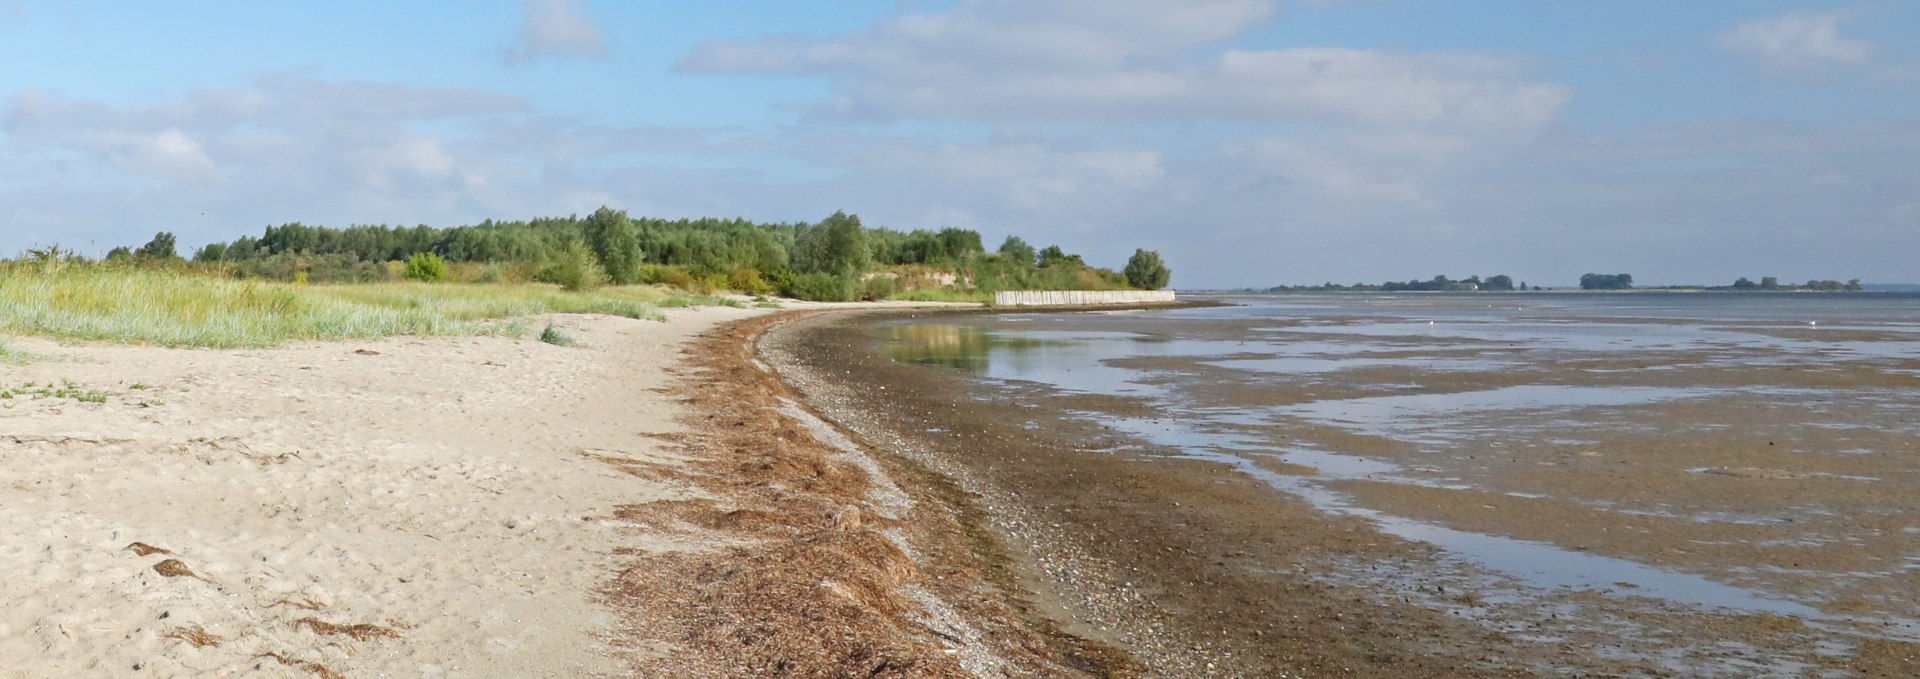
0,307,766,677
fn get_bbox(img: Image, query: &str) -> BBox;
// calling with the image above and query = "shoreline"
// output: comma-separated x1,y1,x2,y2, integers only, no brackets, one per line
599,308,1136,677
759,308,1534,677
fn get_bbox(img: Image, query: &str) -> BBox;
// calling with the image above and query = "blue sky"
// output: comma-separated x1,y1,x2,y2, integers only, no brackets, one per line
2,1,1916,287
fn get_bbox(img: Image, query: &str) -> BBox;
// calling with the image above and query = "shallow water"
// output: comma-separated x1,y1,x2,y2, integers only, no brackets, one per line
882,293,1920,638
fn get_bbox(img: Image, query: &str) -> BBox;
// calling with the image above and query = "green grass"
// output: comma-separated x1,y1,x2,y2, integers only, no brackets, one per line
0,342,36,364
886,288,993,304
1,379,110,404
538,323,580,347
0,265,723,349
654,294,745,309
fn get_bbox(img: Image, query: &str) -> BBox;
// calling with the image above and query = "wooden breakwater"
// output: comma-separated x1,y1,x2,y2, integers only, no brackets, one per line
992,290,1177,306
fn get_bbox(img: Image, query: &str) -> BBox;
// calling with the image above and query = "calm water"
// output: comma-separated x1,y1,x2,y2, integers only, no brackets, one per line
883,292,1920,638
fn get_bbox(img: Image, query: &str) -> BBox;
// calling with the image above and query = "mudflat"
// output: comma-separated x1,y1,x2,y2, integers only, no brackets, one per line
765,301,1920,678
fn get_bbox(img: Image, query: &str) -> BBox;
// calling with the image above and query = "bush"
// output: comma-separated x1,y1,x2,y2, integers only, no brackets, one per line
538,323,578,347
403,252,449,282
779,272,857,302
538,240,607,291
659,268,696,290
861,275,898,301
727,268,777,296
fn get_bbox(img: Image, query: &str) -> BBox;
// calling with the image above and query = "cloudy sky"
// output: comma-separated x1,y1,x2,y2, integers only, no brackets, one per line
2,1,1915,287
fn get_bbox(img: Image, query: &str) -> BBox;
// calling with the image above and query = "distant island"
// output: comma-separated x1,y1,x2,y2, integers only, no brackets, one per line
1267,274,1529,292
1617,274,1863,292
1258,273,1867,293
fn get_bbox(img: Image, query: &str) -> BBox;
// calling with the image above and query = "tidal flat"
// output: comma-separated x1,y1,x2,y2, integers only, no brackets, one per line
773,293,1920,677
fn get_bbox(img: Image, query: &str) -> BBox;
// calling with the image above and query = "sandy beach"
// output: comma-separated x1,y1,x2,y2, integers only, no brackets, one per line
1,307,778,677
2,300,1132,678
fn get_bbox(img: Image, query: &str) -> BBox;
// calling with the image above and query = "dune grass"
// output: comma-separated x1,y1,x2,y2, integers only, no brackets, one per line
0,265,730,349
887,288,993,304
0,342,35,364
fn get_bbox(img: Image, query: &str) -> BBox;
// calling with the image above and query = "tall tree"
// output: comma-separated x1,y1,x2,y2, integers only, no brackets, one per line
1123,249,1172,289
793,211,872,278
1037,245,1084,268
997,236,1037,266
137,232,180,260
581,206,642,285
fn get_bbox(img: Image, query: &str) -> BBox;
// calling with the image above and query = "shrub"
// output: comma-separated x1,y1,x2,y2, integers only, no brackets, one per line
727,268,777,296
538,240,607,291
659,268,695,290
538,323,578,347
780,272,857,302
861,275,898,301
403,252,449,282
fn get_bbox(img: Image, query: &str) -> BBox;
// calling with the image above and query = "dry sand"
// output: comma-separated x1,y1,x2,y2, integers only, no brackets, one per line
0,307,778,677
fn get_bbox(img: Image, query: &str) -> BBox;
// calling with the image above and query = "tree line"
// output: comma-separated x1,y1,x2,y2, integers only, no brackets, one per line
104,208,1173,301
1269,274,1526,292
1724,276,1863,292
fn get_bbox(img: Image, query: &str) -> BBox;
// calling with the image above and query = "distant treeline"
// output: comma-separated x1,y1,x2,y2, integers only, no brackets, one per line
1716,276,1862,292
1267,272,1864,293
1604,274,1863,292
100,208,1173,301
1269,274,1527,292
1578,273,1633,290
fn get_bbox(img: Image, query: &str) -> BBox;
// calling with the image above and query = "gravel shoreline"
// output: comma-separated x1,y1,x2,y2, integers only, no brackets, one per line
761,309,1530,677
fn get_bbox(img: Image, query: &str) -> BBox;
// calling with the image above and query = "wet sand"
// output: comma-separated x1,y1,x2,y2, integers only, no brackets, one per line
764,306,1920,677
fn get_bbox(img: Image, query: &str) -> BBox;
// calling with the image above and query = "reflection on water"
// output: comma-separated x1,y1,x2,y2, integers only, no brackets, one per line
887,324,993,372
879,295,1920,640
886,325,1229,397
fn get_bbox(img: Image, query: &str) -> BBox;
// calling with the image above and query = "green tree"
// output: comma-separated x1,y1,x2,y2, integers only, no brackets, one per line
1760,276,1779,290
1483,274,1515,291
1123,249,1172,289
935,227,984,261
137,232,180,260
997,236,1037,266
194,242,229,262
1732,277,1757,290
792,211,872,278
1037,245,1084,268
581,206,642,285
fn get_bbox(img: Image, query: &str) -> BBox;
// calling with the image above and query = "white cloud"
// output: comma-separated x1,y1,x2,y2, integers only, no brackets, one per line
505,0,607,63
112,128,218,177
1718,11,1875,71
677,0,1566,134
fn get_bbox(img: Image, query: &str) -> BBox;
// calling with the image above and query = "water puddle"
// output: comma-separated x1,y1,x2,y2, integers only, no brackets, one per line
1274,385,1714,443
1086,410,1829,618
